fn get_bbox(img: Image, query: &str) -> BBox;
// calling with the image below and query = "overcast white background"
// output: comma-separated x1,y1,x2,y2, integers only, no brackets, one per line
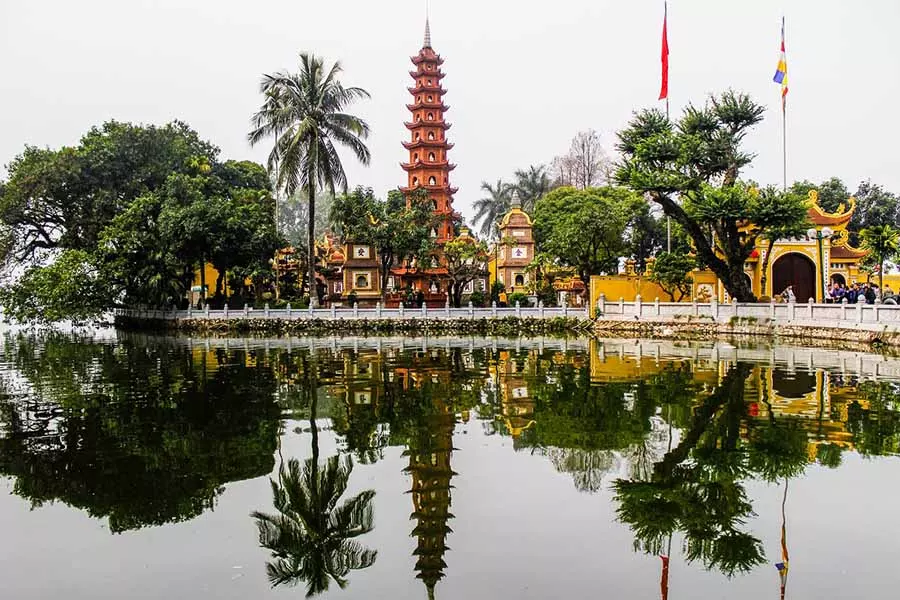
2,0,898,225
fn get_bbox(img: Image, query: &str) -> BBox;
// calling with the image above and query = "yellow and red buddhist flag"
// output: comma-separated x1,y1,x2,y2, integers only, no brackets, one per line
773,17,788,110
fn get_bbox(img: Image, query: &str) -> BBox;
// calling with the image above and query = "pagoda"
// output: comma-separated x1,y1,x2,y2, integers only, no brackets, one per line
400,18,457,243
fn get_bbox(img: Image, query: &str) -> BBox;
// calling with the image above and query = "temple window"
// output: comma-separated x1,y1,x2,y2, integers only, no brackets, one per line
414,153,419,162
428,152,436,161
416,115,421,122
427,112,434,121
412,177,419,185
515,274,525,287
433,200,439,210
427,95,433,102
427,132,435,140
414,133,420,141
429,176,437,186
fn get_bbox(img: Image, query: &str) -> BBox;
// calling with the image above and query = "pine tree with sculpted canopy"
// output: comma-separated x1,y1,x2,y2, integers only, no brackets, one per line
616,91,808,302
249,54,371,307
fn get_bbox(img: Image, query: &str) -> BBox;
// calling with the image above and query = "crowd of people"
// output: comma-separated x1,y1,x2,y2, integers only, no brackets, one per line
824,281,895,304
778,281,896,304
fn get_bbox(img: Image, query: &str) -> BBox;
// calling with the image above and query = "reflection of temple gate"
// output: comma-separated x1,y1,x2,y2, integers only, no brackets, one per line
773,253,815,302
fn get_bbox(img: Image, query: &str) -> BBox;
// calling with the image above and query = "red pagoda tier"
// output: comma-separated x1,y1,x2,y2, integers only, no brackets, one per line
399,18,456,244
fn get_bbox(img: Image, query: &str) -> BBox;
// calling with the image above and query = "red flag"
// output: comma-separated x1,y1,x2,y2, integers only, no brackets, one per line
659,2,669,100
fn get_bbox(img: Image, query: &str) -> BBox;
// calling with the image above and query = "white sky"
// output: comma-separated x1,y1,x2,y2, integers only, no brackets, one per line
2,0,899,226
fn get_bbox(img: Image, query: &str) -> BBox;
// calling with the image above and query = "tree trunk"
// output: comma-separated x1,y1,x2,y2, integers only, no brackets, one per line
307,179,318,309
653,193,757,302
759,239,776,297
200,259,206,304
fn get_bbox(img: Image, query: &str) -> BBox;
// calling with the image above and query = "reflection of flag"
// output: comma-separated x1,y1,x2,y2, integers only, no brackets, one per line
773,17,788,109
659,2,669,100
660,555,670,600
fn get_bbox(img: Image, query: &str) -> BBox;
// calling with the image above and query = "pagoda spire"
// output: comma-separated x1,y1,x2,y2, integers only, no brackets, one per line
424,0,432,48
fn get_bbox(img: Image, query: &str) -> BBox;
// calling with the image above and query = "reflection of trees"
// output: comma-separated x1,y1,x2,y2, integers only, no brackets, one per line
253,352,377,596
614,364,768,577
518,362,656,491
847,381,900,456
0,332,280,532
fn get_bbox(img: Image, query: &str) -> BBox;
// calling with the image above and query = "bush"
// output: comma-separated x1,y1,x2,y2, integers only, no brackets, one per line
758,295,772,303
508,292,531,307
468,290,487,307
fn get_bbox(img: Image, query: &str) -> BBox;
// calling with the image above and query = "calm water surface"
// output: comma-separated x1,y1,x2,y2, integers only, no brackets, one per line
1,331,898,599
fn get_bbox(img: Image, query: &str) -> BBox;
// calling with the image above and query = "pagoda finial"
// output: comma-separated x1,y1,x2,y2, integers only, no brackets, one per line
511,189,521,209
424,0,432,48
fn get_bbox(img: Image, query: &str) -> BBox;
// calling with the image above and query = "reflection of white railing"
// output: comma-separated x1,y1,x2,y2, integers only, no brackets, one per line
113,304,590,322
595,295,900,328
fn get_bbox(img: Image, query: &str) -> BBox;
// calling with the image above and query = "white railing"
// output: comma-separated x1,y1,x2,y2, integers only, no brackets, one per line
113,302,589,322
595,294,900,327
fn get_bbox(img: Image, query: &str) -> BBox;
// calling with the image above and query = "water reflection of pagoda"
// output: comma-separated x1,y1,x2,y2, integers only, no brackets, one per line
495,350,536,441
404,397,455,599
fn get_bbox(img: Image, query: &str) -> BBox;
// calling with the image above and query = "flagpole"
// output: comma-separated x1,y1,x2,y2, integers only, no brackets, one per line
662,0,671,252
782,98,787,192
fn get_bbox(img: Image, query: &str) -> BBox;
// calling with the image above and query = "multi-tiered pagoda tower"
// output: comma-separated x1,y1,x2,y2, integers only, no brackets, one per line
400,19,457,244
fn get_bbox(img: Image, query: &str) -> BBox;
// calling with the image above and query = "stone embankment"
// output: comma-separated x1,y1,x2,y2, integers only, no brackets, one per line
594,315,900,348
590,297,900,347
114,313,590,336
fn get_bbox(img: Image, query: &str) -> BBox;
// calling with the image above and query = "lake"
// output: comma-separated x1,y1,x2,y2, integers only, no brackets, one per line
1,331,898,599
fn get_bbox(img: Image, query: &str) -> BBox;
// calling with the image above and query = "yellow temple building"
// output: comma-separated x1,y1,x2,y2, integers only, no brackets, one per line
590,190,882,304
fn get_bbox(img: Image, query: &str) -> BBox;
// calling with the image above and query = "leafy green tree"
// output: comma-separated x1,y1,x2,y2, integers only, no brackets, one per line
512,165,551,212
249,53,371,307
0,122,277,321
330,187,435,299
791,178,899,247
0,250,109,324
860,224,899,290
0,121,217,266
649,252,696,301
853,182,900,244
443,235,489,307
789,178,850,214
472,179,511,239
616,91,809,301
533,186,638,282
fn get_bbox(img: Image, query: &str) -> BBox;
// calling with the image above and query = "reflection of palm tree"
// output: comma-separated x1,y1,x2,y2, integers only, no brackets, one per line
253,456,376,595
252,352,377,597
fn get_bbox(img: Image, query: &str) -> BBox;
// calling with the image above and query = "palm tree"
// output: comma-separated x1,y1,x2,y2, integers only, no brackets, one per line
513,164,550,212
860,224,900,290
472,179,511,239
252,353,377,597
249,53,371,307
